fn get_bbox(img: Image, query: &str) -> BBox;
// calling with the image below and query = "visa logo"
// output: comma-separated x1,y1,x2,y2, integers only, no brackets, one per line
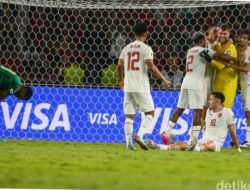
88,113,117,125
1,102,70,131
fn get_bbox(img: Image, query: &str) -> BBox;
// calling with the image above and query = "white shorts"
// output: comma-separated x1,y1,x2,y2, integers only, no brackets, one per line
241,85,250,111
177,89,204,109
124,92,154,115
196,138,222,152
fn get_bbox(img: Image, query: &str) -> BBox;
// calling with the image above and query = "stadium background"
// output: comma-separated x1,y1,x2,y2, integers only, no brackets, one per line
0,1,250,146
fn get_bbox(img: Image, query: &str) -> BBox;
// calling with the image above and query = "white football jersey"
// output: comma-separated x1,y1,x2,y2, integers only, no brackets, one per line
239,46,250,87
119,40,153,93
181,46,215,90
204,40,216,79
204,108,235,144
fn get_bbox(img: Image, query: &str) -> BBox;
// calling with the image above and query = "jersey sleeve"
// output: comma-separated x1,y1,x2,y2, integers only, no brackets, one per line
245,49,250,63
210,60,225,70
144,46,153,60
119,48,126,59
207,48,215,57
226,109,235,126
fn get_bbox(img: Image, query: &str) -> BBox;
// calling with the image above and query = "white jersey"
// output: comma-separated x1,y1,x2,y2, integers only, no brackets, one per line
181,46,214,90
207,40,218,50
119,40,153,93
239,46,250,87
204,108,235,144
204,41,216,79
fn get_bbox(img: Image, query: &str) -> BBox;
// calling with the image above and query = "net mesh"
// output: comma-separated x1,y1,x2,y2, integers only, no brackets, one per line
0,1,249,146
0,0,249,9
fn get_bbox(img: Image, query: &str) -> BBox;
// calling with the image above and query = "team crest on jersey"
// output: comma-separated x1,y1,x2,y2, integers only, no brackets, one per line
226,50,231,56
218,113,222,118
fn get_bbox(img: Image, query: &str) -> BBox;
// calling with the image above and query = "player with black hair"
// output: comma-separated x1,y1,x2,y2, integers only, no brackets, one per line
201,25,219,124
224,29,250,147
146,92,241,152
209,24,238,108
0,66,33,101
118,22,170,150
162,32,215,146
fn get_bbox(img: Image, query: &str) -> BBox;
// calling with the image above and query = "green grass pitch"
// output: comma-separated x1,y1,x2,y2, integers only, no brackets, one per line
0,140,250,190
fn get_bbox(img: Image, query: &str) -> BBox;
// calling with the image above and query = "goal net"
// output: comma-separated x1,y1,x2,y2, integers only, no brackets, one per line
0,0,249,146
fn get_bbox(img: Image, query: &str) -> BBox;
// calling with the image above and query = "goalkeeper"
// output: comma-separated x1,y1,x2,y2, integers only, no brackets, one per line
205,25,238,108
0,66,33,101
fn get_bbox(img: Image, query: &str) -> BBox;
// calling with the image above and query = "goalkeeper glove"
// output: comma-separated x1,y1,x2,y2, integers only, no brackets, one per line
200,49,212,63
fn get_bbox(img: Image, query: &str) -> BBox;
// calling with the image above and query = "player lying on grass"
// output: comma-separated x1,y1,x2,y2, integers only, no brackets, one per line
0,65,33,101
118,22,170,150
146,92,241,152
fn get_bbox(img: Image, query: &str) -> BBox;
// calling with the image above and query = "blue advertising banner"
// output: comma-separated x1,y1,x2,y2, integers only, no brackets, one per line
0,87,247,147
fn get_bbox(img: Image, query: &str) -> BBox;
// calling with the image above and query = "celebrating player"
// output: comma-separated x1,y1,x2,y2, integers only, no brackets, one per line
162,32,215,146
202,25,219,121
223,30,250,147
146,92,241,152
117,22,170,150
210,24,238,108
0,66,33,101
206,25,219,49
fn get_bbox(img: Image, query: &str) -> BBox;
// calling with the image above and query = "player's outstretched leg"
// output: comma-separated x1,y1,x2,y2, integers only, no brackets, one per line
194,141,219,152
162,108,185,145
145,139,160,150
145,139,189,151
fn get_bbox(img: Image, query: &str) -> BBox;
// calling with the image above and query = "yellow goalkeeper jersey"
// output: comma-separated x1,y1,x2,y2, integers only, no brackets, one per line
211,42,238,108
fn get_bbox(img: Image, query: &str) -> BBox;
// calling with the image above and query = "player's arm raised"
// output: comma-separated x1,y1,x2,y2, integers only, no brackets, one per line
212,53,238,64
117,58,124,89
200,49,237,70
226,62,250,72
228,124,241,152
145,59,171,88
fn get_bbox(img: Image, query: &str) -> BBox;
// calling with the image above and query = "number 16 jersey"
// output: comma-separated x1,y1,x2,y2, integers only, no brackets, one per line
181,46,214,91
119,40,153,93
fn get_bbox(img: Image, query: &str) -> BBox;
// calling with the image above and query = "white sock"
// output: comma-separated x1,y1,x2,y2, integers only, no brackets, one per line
137,114,153,138
165,120,176,135
194,145,201,152
124,118,133,147
247,127,250,142
192,125,201,139
159,144,170,150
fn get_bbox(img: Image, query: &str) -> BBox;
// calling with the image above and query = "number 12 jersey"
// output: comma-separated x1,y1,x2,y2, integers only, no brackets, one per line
119,40,153,93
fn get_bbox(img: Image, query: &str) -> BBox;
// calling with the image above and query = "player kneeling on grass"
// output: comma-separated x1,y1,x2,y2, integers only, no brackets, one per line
0,65,33,101
118,22,170,150
146,92,241,152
